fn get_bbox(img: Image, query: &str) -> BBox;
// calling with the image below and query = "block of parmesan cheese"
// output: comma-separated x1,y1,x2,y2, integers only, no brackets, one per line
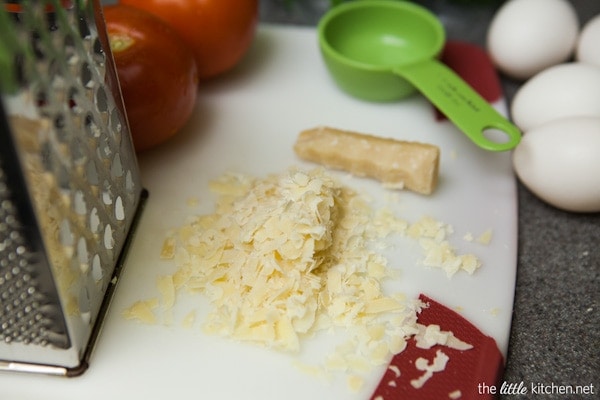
294,126,440,195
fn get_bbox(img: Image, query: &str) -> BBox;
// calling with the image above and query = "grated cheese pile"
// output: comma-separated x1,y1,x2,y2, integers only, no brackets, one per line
158,168,419,362
125,167,484,388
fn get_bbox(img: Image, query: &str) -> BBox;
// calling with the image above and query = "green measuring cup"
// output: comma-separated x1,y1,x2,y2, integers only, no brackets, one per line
317,0,521,151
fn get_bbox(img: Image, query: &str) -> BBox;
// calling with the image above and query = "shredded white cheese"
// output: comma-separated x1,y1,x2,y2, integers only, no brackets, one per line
122,298,159,324
477,229,493,245
124,167,485,390
388,364,401,378
410,349,450,389
414,324,473,350
155,168,421,376
464,229,493,245
347,375,365,392
409,216,482,277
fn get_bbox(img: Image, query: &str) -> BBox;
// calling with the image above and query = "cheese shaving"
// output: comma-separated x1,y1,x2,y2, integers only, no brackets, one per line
160,237,176,260
347,375,365,392
388,365,401,378
477,229,493,245
410,350,450,389
465,229,493,245
122,299,159,324
409,217,482,277
157,275,176,310
414,324,473,350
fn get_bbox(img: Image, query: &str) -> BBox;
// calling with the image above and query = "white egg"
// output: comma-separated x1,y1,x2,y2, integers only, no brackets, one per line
576,14,600,67
510,63,600,132
487,0,579,80
513,116,600,213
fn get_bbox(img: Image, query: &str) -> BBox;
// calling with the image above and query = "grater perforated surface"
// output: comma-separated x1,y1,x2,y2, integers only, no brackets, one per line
0,0,144,374
0,163,65,349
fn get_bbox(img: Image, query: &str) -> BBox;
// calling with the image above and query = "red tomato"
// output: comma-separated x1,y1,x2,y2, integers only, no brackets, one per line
103,4,198,152
120,0,258,80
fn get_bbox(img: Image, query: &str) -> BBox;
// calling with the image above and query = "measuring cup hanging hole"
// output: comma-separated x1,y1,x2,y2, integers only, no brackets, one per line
482,127,513,145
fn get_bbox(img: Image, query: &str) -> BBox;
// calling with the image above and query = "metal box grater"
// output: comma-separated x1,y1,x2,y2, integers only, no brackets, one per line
0,0,146,375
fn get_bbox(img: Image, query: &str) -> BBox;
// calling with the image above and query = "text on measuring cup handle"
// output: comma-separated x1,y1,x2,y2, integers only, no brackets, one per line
436,77,482,113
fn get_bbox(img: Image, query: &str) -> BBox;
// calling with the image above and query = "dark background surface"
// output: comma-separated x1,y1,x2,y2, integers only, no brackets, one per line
259,0,600,397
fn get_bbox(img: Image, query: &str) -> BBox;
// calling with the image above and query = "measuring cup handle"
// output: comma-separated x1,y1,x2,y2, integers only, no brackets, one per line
395,61,521,152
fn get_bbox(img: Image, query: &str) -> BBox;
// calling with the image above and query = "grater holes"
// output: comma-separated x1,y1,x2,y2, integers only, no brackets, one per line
30,31,46,60
115,196,125,221
55,160,71,191
95,85,108,113
2,268,14,284
90,37,106,81
70,135,88,167
101,179,113,206
50,70,68,96
84,112,100,138
103,224,114,250
73,190,87,215
44,7,59,33
5,215,17,229
63,32,77,63
68,92,91,167
13,51,28,89
85,159,99,185
0,247,7,266
59,219,74,248
97,131,112,158
125,170,135,195
111,153,123,178
80,61,94,89
78,285,91,317
92,36,103,55
47,57,63,86
53,112,68,143
3,219,16,240
109,107,123,144
77,237,89,273
77,9,92,40
89,207,100,233
67,86,80,112
91,254,102,281
92,36,106,67
35,88,49,108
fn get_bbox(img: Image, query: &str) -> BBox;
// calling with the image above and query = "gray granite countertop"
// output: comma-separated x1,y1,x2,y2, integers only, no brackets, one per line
260,1,599,398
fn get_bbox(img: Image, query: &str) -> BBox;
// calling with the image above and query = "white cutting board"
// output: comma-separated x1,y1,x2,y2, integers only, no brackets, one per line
0,24,517,400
